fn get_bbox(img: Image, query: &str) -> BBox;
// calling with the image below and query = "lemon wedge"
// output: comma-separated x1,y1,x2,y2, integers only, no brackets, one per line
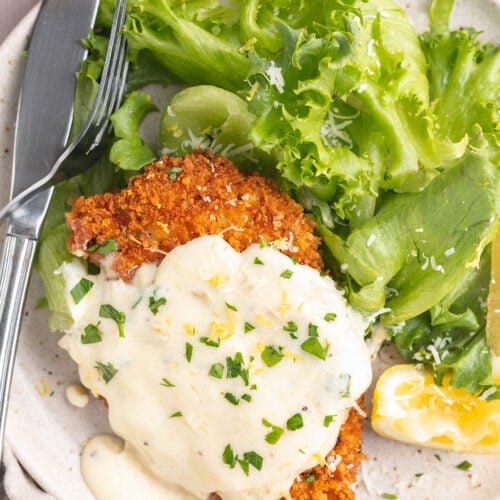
371,364,500,454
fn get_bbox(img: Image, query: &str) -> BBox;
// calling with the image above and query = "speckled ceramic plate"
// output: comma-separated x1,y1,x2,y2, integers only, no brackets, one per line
1,2,500,499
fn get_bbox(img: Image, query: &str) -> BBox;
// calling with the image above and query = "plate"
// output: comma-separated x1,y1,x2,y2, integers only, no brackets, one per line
1,2,500,499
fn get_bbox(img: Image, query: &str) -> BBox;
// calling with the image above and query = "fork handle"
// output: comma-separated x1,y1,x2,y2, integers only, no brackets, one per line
0,231,38,458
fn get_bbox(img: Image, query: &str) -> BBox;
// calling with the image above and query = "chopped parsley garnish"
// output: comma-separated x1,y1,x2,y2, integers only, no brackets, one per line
168,166,183,180
225,352,249,385
434,454,442,462
259,238,269,248
305,474,316,482
241,393,252,403
244,322,256,333
283,321,298,333
99,304,126,337
308,323,319,337
456,460,472,471
225,302,238,312
169,411,182,418
160,378,175,388
286,413,304,431
323,414,336,428
382,494,398,499
324,312,337,322
253,257,264,265
222,444,263,476
261,345,284,367
209,363,224,379
226,352,243,378
81,323,102,344
185,342,193,362
415,473,424,478
222,444,237,468
280,269,293,279
199,336,220,347
224,392,239,405
300,337,329,361
262,419,284,444
95,361,118,383
148,296,167,315
70,278,94,304
88,239,118,254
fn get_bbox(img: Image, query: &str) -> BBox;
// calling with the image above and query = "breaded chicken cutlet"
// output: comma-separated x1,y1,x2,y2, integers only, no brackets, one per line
67,151,322,280
66,151,364,499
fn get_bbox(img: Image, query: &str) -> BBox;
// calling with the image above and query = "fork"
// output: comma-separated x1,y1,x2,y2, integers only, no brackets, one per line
0,0,129,224
0,0,128,463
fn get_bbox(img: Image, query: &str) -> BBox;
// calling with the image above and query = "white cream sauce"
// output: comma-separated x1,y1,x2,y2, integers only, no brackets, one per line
60,235,372,499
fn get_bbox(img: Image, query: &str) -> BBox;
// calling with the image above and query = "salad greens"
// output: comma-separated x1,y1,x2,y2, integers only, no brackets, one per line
36,0,500,396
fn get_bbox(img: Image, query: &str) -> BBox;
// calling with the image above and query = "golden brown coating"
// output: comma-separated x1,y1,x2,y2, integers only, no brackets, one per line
66,150,365,498
67,151,323,280
289,406,365,500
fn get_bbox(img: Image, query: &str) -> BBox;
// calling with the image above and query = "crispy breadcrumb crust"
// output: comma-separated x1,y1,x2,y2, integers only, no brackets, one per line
289,406,365,500
67,151,323,280
66,151,365,498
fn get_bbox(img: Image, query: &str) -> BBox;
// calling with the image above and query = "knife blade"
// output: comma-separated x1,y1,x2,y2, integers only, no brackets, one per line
0,0,99,460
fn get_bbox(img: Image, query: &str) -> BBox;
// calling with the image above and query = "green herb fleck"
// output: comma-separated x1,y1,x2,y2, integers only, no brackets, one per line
456,460,472,471
434,454,442,462
226,352,243,378
223,445,263,476
95,361,118,383
226,302,238,312
241,393,252,403
308,323,319,337
70,278,94,304
199,336,220,347
224,392,239,405
283,321,298,333
185,342,193,362
244,322,256,333
324,312,337,322
222,444,237,468
382,494,398,499
81,323,102,344
168,166,183,180
280,269,293,279
88,239,118,254
149,296,167,315
262,419,284,444
286,413,304,431
243,451,263,472
99,304,126,337
261,345,284,367
160,378,175,388
169,411,182,418
300,337,329,361
323,415,336,428
254,257,264,265
305,474,315,482
209,363,224,379
415,473,424,478
259,238,268,248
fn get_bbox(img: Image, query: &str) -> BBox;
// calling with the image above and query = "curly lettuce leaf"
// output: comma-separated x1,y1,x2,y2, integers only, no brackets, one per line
109,90,157,171
124,0,252,91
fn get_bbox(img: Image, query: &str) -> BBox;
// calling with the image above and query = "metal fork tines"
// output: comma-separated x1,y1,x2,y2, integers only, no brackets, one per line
0,0,129,225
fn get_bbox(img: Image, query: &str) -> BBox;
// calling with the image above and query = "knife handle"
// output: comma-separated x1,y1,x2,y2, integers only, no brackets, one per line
0,231,38,456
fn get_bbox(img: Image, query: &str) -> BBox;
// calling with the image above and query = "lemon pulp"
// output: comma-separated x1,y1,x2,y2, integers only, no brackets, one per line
372,364,500,454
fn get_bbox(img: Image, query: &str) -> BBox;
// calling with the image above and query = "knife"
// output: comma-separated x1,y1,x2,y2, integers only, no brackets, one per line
0,0,99,460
